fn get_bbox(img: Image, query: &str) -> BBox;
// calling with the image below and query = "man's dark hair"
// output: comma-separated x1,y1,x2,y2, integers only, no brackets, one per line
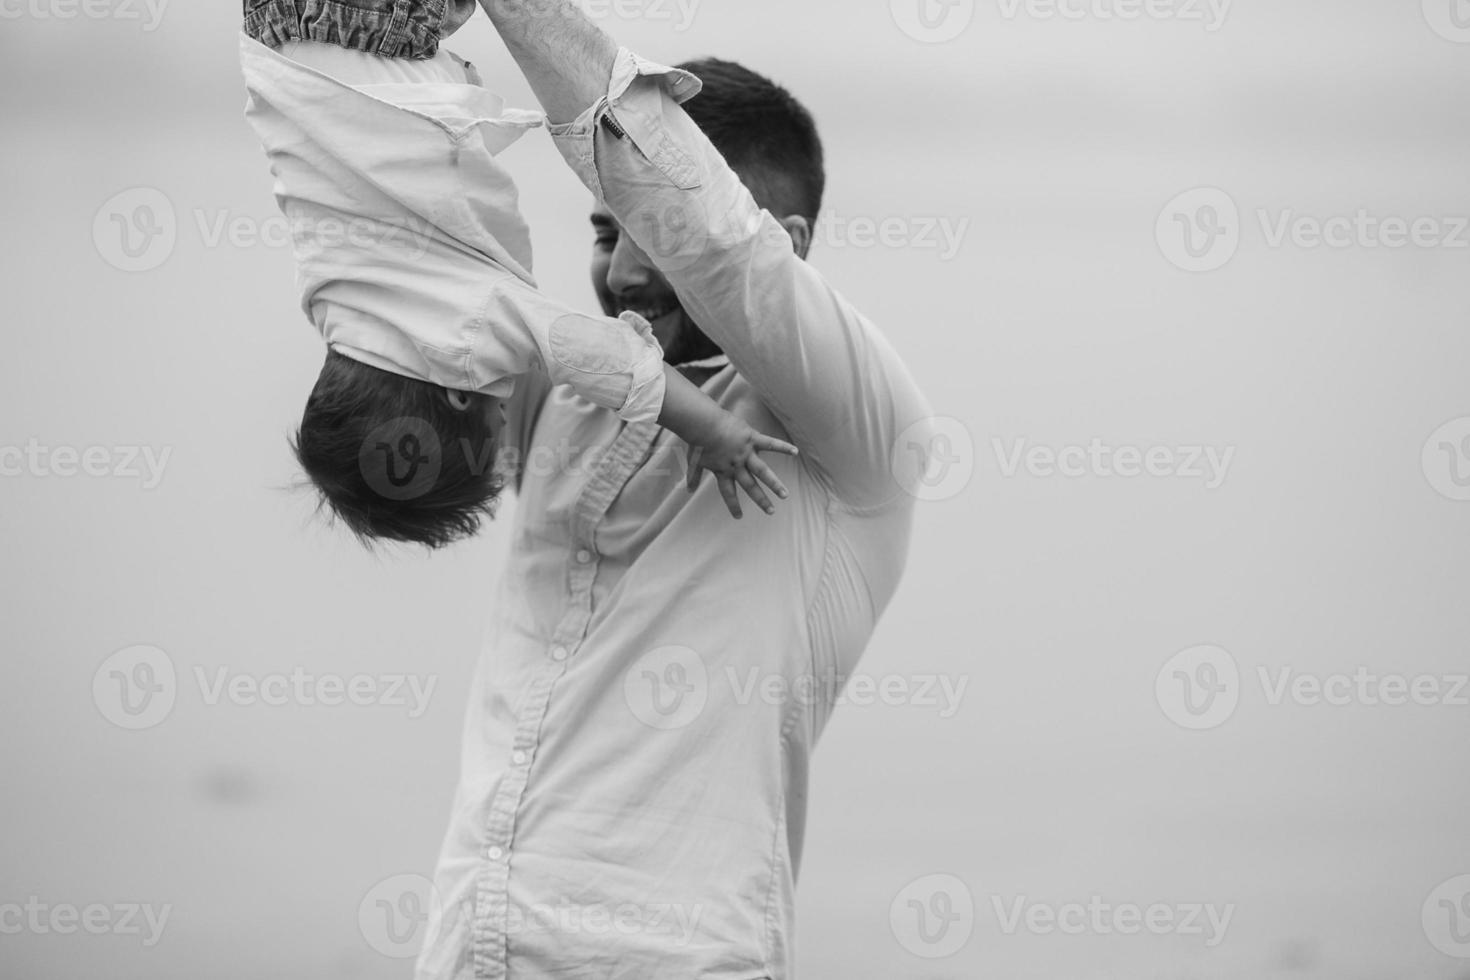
675,58,826,224
292,350,503,550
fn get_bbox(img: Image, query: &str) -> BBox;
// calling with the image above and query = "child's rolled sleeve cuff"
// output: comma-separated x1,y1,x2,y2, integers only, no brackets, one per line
544,311,666,424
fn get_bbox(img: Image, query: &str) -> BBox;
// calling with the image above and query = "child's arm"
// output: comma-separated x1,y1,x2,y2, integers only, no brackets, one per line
657,365,798,519
481,285,794,517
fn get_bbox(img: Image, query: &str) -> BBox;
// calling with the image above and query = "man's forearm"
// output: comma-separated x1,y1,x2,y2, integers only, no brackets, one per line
478,0,618,123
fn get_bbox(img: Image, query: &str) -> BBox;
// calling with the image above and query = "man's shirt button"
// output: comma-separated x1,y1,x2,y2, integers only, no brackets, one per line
551,646,569,662
487,846,505,861
512,751,528,766
576,550,593,564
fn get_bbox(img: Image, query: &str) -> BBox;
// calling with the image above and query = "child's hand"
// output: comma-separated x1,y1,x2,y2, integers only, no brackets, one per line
684,412,799,519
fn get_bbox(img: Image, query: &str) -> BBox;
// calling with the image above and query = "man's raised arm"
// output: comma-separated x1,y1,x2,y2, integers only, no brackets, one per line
480,0,933,511
478,0,618,123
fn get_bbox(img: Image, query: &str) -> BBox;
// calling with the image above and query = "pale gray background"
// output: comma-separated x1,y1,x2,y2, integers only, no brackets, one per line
2,0,1469,977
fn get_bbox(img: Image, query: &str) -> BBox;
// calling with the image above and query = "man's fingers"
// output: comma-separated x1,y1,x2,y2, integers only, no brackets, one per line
718,476,743,519
755,435,800,457
748,456,789,500
736,470,776,516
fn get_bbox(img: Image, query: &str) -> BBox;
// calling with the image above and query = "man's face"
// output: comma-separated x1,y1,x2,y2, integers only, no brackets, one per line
590,205,695,354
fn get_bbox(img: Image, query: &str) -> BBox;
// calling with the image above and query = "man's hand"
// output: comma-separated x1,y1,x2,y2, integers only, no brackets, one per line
684,413,797,520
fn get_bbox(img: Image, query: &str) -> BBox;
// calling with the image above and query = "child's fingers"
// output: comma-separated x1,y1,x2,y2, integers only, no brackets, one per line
736,469,776,516
755,435,800,457
686,446,704,493
718,475,743,519
748,457,790,501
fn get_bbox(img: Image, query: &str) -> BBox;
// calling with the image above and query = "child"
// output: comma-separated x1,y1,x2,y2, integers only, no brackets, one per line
240,0,794,547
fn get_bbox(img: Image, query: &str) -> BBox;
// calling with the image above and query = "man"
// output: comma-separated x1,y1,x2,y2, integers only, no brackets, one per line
413,2,934,977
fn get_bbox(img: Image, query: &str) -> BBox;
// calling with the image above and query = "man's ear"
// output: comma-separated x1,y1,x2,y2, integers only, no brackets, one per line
778,215,812,260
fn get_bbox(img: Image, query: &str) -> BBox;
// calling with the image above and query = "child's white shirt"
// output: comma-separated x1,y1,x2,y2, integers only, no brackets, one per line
240,35,666,423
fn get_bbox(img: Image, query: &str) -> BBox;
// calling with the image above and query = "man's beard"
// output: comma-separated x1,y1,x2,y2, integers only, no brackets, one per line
660,308,725,367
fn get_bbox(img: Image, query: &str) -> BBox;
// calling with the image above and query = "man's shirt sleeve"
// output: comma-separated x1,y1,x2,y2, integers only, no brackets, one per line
548,49,933,511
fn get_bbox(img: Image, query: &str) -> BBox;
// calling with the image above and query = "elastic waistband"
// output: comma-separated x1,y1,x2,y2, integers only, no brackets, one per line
242,0,449,60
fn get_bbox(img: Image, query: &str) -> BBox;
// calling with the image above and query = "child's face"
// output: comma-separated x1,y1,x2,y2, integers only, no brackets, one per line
447,389,508,443
484,396,508,443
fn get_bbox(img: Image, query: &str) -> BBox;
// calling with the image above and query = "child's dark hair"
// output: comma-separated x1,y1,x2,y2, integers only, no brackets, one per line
292,350,504,549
